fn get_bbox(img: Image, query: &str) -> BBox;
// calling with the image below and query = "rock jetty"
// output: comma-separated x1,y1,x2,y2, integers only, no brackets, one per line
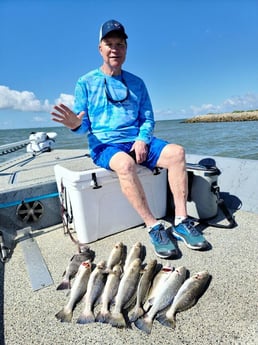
184,110,258,123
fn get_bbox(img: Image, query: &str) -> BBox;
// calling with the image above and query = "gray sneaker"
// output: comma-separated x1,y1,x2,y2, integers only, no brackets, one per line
149,223,178,259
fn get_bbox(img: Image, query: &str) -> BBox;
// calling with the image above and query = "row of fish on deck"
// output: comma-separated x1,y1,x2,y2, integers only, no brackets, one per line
55,241,211,334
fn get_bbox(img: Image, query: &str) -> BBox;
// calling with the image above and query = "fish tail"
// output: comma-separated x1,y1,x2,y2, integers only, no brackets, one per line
156,313,175,328
56,279,71,290
128,306,144,322
134,316,153,334
96,310,111,323
76,311,95,324
55,308,73,322
171,318,176,329
109,311,127,328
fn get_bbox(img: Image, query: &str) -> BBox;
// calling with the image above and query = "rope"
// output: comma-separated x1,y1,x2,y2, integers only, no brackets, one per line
0,192,59,209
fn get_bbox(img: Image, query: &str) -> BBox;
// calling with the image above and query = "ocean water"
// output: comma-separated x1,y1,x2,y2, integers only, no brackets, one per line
0,119,257,164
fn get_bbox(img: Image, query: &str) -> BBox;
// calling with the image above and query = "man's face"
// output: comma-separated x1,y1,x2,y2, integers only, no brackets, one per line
99,35,127,70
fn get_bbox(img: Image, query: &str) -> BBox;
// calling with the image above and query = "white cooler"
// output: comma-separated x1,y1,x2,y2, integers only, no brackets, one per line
54,164,167,243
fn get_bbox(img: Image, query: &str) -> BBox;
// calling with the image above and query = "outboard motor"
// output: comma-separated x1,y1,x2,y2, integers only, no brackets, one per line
26,132,57,154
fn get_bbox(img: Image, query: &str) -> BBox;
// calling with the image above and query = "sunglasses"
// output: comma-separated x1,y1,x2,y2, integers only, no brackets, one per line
104,76,129,104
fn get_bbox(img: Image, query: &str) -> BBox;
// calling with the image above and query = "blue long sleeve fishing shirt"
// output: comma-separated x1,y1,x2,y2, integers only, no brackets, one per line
72,68,155,154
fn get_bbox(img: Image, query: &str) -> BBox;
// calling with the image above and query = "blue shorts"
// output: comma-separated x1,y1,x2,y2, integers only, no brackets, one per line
91,137,168,171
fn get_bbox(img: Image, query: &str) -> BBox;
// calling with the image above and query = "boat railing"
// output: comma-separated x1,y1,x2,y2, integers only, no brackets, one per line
0,140,29,155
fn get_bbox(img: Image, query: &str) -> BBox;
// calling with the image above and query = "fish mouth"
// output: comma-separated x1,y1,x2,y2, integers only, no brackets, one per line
82,261,91,268
175,266,186,276
175,269,183,275
97,261,106,269
195,271,209,280
161,266,173,272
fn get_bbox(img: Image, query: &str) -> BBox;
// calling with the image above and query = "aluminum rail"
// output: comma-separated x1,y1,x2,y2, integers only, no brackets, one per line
0,139,29,155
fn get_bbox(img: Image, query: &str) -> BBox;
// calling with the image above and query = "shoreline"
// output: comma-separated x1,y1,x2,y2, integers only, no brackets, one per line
184,110,258,123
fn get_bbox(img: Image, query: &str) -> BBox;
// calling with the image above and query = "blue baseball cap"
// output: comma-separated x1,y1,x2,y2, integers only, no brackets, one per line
99,20,128,41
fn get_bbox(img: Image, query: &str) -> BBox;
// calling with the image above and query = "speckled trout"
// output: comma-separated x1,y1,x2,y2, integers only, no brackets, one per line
55,261,92,322
157,270,210,328
106,242,124,270
77,260,107,324
135,266,186,334
109,258,142,328
129,259,157,322
96,263,123,323
123,242,142,272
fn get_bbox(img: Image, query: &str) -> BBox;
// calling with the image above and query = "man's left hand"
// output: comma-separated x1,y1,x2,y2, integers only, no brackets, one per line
131,141,148,164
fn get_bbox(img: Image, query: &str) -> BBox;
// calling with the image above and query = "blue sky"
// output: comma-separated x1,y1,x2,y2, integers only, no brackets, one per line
1,0,258,129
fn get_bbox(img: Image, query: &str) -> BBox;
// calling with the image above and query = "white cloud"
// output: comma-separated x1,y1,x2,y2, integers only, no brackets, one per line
190,103,221,115
1,85,258,122
189,92,258,116
0,85,75,113
0,85,51,112
54,93,74,108
155,92,258,120
222,93,258,110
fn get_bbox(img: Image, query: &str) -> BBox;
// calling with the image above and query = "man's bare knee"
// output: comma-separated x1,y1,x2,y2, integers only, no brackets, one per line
171,144,185,163
109,152,136,175
158,144,185,168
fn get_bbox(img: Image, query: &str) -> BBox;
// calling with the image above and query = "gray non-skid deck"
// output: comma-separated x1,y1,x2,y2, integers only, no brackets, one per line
0,149,95,191
1,208,257,345
1,150,257,344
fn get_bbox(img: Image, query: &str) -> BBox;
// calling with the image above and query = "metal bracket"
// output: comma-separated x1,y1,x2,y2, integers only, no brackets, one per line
17,227,53,291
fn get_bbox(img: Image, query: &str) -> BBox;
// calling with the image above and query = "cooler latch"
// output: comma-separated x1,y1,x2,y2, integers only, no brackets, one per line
153,167,161,175
90,172,102,189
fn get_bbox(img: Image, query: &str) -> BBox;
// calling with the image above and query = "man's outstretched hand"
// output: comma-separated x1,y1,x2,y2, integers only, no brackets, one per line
51,103,85,130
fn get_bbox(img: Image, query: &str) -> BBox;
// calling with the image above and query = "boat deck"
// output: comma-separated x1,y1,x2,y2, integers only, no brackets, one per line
1,208,257,345
0,149,96,191
0,149,257,344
